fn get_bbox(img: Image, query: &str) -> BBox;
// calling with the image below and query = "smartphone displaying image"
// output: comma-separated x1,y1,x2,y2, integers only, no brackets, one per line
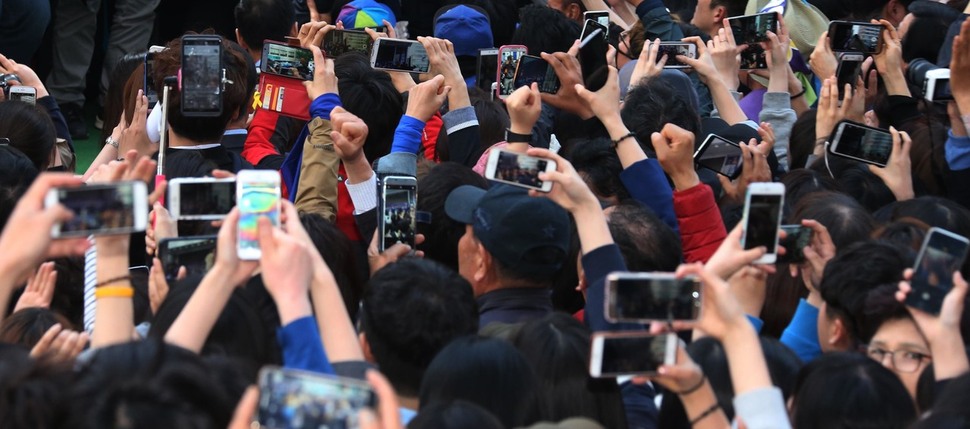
836,52,865,101
728,12,779,45
7,86,36,105
513,55,560,94
777,225,813,264
181,35,223,117
45,181,148,238
579,29,609,92
906,227,970,315
262,42,314,80
158,235,217,282
484,149,557,192
257,367,376,429
236,170,281,260
584,11,610,34
657,42,697,68
828,120,894,167
370,38,430,73
476,48,499,93
829,21,884,54
145,52,158,108
693,134,743,180
589,332,677,378
497,45,528,100
605,272,702,323
379,176,417,252
739,44,768,70
741,182,785,264
322,29,374,58
169,177,236,220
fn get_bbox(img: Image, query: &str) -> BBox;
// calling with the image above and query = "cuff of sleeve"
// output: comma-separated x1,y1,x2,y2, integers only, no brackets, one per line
945,130,970,169
346,174,378,214
310,93,342,120
762,92,793,110
733,387,791,429
746,314,764,333
672,184,713,215
278,316,319,346
391,115,426,154
442,106,479,134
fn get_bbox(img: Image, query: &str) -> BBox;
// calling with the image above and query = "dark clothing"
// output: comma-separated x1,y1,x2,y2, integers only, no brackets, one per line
0,0,50,62
476,287,553,328
220,130,247,158
168,145,253,173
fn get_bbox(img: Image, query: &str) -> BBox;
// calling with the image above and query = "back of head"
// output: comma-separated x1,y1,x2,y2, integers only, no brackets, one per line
408,400,504,429
417,162,489,271
881,196,970,241
780,169,840,215
0,308,72,349
0,145,39,229
445,0,518,47
0,101,55,170
511,5,581,56
791,352,916,429
234,0,295,52
299,212,364,320
621,77,701,150
791,191,876,250
162,149,217,179
0,345,73,429
567,137,630,203
335,52,403,163
362,258,479,397
101,53,149,143
606,200,682,272
911,372,970,428
902,1,961,63
420,336,544,428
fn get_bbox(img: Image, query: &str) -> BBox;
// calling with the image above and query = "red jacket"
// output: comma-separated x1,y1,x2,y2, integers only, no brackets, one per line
674,184,727,263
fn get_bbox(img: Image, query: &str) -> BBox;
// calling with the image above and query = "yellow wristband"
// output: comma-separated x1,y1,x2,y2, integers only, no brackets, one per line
95,286,134,299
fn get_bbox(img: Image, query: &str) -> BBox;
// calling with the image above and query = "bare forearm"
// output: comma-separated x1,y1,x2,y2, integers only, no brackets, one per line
91,248,134,348
930,331,970,380
83,144,120,182
709,80,748,125
601,115,647,168
721,325,773,395
342,155,374,185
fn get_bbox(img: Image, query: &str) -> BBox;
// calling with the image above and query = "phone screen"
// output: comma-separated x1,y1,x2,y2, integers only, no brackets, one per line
597,335,669,376
476,49,498,92
579,29,609,92
56,183,138,235
159,236,217,282
263,43,314,80
145,52,158,107
490,150,550,190
373,39,430,73
257,369,375,429
695,135,743,179
498,47,527,98
908,230,970,314
581,19,609,42
739,44,767,70
777,225,812,264
836,56,864,99
729,13,778,44
744,193,782,250
381,182,417,251
832,122,893,166
513,55,560,94
177,181,236,218
830,23,883,54
181,37,223,115
322,30,374,58
238,179,280,256
608,276,701,321
657,44,693,68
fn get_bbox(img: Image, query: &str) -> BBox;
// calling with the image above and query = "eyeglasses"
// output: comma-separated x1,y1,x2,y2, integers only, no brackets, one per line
866,346,931,373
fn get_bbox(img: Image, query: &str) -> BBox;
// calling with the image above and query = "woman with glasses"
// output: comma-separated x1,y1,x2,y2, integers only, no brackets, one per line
865,305,932,399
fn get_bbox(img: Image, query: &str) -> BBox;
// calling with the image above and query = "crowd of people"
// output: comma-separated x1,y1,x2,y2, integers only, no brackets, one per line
1,0,970,428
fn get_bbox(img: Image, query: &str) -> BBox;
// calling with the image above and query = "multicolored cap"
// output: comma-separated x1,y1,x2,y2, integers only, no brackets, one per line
338,0,397,29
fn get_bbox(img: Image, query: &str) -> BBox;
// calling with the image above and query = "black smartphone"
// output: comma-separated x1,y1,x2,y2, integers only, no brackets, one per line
370,38,431,73
777,225,812,264
378,175,417,252
322,29,374,58
739,44,768,70
828,120,893,167
257,367,376,429
742,183,785,264
262,41,314,80
728,12,779,45
584,10,611,35
513,55,561,94
589,332,677,378
158,235,217,282
476,48,499,93
693,134,743,180
605,272,702,323
836,52,865,100
906,227,970,314
581,19,609,43
181,35,224,117
829,21,884,55
579,28,609,92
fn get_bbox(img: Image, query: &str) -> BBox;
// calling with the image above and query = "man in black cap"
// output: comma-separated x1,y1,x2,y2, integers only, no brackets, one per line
444,184,572,328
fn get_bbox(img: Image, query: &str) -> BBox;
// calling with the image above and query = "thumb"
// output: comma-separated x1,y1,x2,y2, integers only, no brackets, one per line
256,217,276,256
382,242,412,261
573,83,593,102
716,173,733,190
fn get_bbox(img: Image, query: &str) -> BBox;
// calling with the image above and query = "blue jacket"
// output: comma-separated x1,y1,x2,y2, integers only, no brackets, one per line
278,316,335,375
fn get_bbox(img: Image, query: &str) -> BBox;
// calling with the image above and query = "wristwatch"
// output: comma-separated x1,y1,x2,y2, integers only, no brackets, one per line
505,129,532,143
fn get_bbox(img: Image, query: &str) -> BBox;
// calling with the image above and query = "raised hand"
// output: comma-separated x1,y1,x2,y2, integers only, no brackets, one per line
809,31,837,79
815,77,853,142
896,269,970,379
359,370,404,429
258,217,315,325
791,219,835,306
304,44,338,100
0,53,51,98
951,19,970,115
705,223,769,280
629,38,667,89
717,139,771,206
709,21,745,90
869,127,914,201
650,123,700,191
678,263,750,340
872,19,909,96
573,65,622,124
330,106,369,163
404,75,451,123
540,43,595,119
366,230,425,276
678,36,720,85
525,147,599,213
505,83,543,136
213,208,259,287
149,257,182,316
117,90,155,158
14,262,57,312
30,323,89,362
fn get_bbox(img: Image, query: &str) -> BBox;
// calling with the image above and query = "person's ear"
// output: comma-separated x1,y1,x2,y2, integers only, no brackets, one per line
830,317,849,348
885,0,907,26
235,29,250,51
474,242,490,284
567,3,583,22
359,332,376,363
712,6,727,23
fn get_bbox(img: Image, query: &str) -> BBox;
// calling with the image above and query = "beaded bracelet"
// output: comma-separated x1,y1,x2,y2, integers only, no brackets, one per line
611,132,637,149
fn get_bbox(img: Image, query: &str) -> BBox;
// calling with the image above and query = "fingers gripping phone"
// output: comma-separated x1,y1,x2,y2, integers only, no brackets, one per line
693,134,744,180
256,367,376,429
513,55,561,94
605,272,702,323
322,29,374,58
168,177,236,220
497,45,528,100
45,181,148,238
657,42,697,69
777,225,812,264
589,332,678,378
158,235,217,282
906,227,970,315
262,41,315,80
741,182,785,264
728,12,779,45
236,170,281,260
484,149,557,192
7,86,36,105
836,52,864,101
579,29,609,92
378,175,417,252
181,35,224,117
370,38,431,73
828,120,894,167
828,21,884,55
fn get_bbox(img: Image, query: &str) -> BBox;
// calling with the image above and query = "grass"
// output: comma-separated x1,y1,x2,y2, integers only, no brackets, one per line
71,103,106,174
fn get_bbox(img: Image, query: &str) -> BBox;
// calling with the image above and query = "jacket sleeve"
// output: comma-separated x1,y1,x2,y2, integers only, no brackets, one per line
353,208,378,246
294,94,342,221
673,184,727,264
243,109,285,168
637,0,684,41
619,159,680,235
583,244,643,332
442,106,481,167
759,92,796,172
278,316,335,375
37,96,74,152
780,299,823,362
945,130,970,170
733,387,792,429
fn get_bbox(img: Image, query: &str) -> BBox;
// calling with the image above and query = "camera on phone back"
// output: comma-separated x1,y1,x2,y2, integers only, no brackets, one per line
907,58,952,102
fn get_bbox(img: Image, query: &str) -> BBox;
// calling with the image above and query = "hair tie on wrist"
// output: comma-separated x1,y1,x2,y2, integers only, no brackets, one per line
791,87,807,99
677,373,707,396
689,402,721,426
611,132,637,149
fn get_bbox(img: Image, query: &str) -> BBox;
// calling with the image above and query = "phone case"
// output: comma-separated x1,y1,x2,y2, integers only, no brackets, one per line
256,72,310,121
496,45,527,99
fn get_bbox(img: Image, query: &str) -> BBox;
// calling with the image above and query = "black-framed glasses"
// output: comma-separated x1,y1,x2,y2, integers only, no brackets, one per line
866,346,931,373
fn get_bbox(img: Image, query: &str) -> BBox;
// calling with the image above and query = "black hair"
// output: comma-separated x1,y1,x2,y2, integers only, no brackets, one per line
0,344,74,428
511,313,628,428
850,0,915,20
665,0,698,22
567,137,630,203
226,40,259,122
234,0,295,52
438,86,509,164
407,400,505,429
875,196,970,243
621,78,702,153
101,53,148,144
911,371,970,427
0,145,39,230
335,52,403,163
811,158,897,213
709,0,748,19
0,308,73,348
606,200,682,272
419,336,545,428
299,212,366,320
780,169,841,217
417,162,489,271
162,149,217,179
0,101,55,170
511,5,582,56
790,191,876,250
788,109,818,171
873,218,929,252
362,258,479,397
859,283,916,344
791,352,916,429
902,1,962,63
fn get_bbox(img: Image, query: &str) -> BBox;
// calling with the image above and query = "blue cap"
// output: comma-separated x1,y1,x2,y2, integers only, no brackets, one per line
433,5,494,57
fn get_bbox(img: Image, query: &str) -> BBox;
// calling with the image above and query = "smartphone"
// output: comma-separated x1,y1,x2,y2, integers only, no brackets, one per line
158,235,217,282
923,68,952,102
693,134,744,180
579,29,609,92
589,332,678,378
45,181,148,238
906,228,970,314
739,44,768,70
605,272,702,323
476,48,499,93
484,149,557,192
370,38,430,73
236,170,281,260
256,367,376,429
378,176,417,252
584,10,611,33
777,225,812,264
144,52,158,108
7,86,36,105
657,42,697,69
262,41,314,80
581,19,609,43
497,45,528,100
741,182,785,264
181,35,223,117
322,29,374,59
513,55,561,94
168,177,236,220
836,52,865,101
829,21,884,55
728,12,779,45
828,120,893,167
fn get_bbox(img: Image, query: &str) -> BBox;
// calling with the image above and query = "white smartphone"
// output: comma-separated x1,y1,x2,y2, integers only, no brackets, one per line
589,331,678,378
828,120,893,167
236,170,281,260
605,272,702,323
741,182,785,264
484,149,557,192
370,38,430,73
657,42,697,69
378,175,417,252
45,181,148,238
923,68,952,102
169,177,236,220
8,86,36,105
584,10,611,31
